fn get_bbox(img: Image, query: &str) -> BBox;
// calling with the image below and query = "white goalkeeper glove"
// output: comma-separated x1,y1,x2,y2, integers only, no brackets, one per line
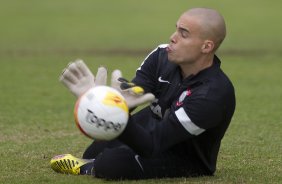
60,60,154,108
59,59,107,98
111,70,155,109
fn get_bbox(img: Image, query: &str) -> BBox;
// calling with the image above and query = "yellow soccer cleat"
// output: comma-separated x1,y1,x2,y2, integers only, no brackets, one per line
50,154,93,175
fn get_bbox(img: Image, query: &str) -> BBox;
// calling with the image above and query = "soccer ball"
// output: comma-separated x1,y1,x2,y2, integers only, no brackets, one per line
74,86,129,140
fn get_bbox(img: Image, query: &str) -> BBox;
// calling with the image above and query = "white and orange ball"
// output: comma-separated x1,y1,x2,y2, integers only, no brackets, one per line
74,86,129,140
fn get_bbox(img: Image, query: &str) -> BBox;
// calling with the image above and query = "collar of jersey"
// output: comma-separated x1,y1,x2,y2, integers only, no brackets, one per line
182,55,221,86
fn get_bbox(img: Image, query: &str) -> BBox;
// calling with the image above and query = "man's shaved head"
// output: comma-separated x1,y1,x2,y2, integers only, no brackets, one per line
183,8,226,51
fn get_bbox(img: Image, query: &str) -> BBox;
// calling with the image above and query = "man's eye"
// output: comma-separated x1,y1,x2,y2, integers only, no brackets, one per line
181,32,188,38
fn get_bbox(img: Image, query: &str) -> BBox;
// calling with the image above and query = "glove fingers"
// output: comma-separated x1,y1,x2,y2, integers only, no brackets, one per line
119,82,144,95
119,82,135,89
127,93,155,109
68,62,83,79
60,68,79,85
111,70,122,89
128,86,144,95
117,77,129,83
75,59,93,77
59,74,75,91
95,67,107,86
137,93,155,103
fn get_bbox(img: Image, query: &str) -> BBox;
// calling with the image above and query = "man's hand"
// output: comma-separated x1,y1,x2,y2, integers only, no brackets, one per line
111,70,155,109
59,59,107,98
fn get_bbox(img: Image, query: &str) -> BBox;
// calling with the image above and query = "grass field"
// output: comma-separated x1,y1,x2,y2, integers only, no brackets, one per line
0,0,281,183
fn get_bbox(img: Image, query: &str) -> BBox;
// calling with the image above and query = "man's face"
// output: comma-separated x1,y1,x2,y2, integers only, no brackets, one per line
167,13,205,65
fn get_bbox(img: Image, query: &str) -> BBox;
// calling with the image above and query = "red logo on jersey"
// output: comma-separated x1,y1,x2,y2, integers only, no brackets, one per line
176,101,183,106
187,89,192,96
176,88,192,106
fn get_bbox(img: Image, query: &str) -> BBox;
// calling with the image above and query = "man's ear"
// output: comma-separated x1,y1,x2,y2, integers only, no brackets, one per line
201,40,214,53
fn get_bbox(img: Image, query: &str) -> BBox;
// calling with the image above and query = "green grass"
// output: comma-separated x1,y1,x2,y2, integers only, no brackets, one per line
0,0,281,183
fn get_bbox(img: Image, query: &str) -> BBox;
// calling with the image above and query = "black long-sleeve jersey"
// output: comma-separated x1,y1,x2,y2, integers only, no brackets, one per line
119,44,236,174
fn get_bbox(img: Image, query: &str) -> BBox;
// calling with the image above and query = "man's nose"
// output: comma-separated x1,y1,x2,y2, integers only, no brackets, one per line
170,32,177,43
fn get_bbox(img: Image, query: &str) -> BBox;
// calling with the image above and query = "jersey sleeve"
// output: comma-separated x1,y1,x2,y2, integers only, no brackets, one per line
118,98,223,157
174,98,223,135
132,44,168,93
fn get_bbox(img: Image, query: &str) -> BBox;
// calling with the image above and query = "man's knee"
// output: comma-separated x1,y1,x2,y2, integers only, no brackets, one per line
82,140,123,159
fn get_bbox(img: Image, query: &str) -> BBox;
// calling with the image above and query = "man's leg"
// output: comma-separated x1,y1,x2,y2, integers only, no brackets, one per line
139,152,206,178
92,147,205,179
82,139,123,159
93,145,144,179
50,147,204,179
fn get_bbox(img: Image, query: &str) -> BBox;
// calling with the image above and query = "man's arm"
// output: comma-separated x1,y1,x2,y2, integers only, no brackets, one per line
118,99,223,157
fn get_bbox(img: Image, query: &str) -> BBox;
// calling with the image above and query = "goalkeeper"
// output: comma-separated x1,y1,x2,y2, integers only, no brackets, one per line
51,7,236,179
